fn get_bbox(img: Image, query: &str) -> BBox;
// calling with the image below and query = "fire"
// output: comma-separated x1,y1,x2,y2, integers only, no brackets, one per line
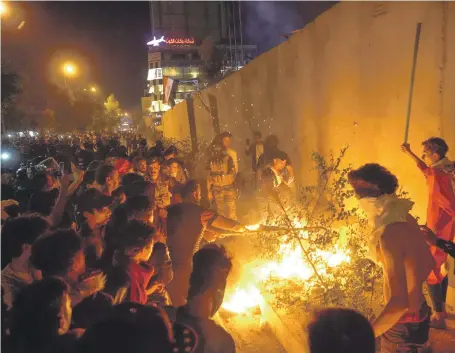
222,286,263,314
221,222,351,314
245,224,261,231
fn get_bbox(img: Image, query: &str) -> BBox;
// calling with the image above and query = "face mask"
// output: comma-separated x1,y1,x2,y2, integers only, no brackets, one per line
357,194,414,264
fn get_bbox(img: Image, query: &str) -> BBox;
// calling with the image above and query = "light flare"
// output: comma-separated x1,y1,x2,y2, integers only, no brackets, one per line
222,286,263,314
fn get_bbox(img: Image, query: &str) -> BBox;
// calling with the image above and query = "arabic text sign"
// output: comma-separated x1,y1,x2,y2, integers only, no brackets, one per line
147,36,195,47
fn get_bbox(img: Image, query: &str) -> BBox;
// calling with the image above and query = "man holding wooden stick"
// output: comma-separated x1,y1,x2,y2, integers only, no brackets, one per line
401,138,455,328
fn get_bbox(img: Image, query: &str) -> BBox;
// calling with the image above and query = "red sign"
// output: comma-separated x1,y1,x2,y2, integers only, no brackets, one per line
166,37,195,45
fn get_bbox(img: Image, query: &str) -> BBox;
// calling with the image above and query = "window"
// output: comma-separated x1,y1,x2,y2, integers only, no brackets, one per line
163,67,182,77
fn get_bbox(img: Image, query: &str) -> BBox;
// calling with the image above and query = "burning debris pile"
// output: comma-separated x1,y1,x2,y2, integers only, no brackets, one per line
221,148,384,322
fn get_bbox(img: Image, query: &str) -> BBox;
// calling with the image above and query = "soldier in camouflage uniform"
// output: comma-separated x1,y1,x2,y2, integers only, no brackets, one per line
146,157,171,240
148,157,172,209
207,144,237,220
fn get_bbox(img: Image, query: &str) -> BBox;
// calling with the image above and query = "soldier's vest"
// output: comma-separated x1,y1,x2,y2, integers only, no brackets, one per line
209,154,235,187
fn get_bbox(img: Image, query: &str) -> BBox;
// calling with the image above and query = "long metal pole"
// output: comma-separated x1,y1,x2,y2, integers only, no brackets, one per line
403,23,422,144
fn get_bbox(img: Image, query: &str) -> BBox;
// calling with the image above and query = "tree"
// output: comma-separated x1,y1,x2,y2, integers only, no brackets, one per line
1,64,23,131
103,94,121,131
72,92,104,131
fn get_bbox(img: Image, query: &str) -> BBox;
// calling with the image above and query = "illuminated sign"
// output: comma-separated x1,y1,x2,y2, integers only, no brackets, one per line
147,68,163,81
166,37,195,45
147,36,195,46
148,36,166,46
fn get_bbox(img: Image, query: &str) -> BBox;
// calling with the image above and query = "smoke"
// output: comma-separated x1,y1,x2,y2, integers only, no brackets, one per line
243,1,336,54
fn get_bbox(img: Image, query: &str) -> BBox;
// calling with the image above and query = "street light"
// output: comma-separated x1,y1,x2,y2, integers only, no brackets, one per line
0,2,8,17
63,62,77,78
61,62,78,100
90,86,97,93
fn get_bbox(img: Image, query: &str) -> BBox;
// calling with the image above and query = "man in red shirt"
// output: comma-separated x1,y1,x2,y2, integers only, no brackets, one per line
402,137,455,328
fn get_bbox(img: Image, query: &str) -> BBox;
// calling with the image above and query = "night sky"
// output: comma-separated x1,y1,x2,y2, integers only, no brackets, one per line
2,1,335,111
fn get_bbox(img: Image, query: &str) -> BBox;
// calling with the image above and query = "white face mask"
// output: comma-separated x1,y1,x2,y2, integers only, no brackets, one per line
358,194,414,264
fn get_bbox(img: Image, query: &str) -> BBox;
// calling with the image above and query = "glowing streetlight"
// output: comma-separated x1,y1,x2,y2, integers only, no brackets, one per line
90,86,97,93
63,62,77,77
0,2,8,17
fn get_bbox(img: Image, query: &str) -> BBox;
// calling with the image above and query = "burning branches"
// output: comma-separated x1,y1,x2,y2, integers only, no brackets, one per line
222,147,383,319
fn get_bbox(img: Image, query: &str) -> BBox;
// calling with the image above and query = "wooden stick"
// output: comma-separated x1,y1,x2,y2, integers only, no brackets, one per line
403,23,422,144
217,227,327,238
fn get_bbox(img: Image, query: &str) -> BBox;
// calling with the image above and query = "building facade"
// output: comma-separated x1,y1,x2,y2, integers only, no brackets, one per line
142,1,257,127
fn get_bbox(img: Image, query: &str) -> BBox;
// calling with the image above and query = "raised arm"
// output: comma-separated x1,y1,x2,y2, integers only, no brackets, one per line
49,174,71,227
401,143,427,171
68,164,85,196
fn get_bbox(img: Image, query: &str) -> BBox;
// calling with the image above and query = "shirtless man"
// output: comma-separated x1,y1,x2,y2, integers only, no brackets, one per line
166,180,246,306
348,164,434,352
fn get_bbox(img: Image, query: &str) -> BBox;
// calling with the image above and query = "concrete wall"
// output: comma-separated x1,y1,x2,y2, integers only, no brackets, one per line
162,1,455,219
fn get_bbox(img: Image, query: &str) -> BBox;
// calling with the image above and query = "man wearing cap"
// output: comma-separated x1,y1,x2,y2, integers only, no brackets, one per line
148,157,171,209
207,135,238,220
220,132,238,175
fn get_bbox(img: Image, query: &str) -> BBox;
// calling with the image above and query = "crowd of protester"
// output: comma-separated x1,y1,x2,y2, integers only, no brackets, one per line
1,131,455,353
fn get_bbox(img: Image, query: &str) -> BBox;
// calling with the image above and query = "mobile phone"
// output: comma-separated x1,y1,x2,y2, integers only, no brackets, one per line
59,162,65,174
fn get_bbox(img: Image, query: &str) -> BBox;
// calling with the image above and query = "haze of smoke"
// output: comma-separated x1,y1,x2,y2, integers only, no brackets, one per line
244,2,304,53
244,1,337,54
